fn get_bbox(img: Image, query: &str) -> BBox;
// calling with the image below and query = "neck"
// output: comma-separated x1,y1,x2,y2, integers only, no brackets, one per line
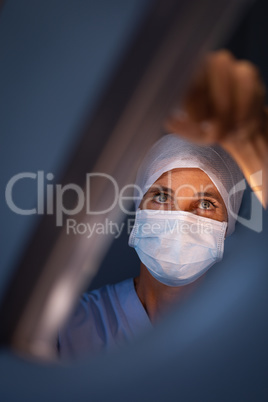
134,263,202,324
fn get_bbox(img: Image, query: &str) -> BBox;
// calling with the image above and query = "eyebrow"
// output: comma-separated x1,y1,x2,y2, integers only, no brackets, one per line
147,186,174,195
194,191,223,203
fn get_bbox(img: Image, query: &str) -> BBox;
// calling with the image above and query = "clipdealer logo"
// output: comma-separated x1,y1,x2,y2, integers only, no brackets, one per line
5,171,141,226
5,169,264,234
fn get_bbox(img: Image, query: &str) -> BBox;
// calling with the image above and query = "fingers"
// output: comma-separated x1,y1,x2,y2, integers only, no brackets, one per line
181,62,211,122
205,50,234,126
167,50,267,142
178,50,236,132
232,61,265,125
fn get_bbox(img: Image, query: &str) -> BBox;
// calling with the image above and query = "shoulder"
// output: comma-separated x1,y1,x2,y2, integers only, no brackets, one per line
68,278,135,330
79,277,135,311
58,278,136,359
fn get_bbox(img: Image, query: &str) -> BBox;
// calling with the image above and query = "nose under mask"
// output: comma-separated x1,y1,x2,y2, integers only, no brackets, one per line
129,209,227,286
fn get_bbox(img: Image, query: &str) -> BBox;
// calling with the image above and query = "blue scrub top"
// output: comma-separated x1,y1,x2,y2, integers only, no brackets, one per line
58,278,152,360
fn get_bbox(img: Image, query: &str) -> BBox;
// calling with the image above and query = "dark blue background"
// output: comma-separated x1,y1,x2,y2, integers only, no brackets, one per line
1,0,268,401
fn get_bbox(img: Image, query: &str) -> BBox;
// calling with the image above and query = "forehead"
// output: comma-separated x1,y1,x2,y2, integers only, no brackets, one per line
150,168,225,205
153,168,216,189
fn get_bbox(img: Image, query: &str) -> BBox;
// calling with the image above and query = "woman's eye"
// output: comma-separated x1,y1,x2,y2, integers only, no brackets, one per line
154,192,169,203
198,199,215,210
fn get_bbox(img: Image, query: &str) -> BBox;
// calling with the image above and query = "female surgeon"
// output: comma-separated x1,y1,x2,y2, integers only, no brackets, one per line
58,51,268,359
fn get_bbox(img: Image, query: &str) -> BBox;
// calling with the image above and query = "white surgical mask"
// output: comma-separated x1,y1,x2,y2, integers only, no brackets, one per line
129,209,227,286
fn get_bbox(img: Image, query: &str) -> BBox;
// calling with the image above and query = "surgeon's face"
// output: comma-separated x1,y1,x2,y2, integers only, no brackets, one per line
140,168,227,223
